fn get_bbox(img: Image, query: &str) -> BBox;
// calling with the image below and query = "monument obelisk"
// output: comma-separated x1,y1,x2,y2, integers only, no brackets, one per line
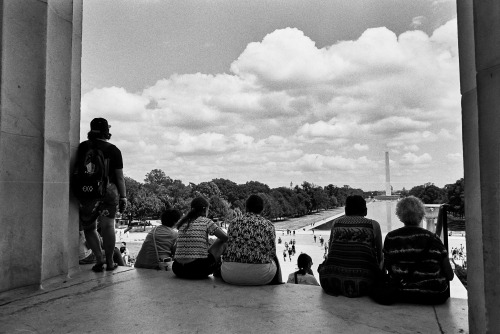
385,151,391,196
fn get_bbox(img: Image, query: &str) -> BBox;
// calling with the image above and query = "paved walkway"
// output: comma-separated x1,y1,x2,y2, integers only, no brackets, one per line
273,208,345,231
0,266,469,333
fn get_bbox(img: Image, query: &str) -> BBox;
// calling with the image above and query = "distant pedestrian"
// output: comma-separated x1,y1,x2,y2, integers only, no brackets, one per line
293,230,295,236
313,235,317,243
292,244,296,255
283,249,287,262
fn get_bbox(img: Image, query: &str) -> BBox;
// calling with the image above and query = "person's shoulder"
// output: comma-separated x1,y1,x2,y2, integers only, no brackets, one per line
385,227,404,238
200,216,215,225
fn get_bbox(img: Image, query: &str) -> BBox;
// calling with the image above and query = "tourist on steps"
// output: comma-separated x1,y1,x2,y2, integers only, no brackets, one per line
221,194,282,285
73,118,127,272
374,196,454,305
172,197,227,279
318,195,382,297
287,253,320,286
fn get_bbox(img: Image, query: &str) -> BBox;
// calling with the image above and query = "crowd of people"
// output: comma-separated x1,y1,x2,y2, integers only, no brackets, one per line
75,117,455,305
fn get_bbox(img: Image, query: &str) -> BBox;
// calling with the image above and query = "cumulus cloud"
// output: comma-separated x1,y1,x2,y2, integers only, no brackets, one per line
81,18,462,188
447,153,463,162
400,152,433,166
411,16,427,29
354,143,369,151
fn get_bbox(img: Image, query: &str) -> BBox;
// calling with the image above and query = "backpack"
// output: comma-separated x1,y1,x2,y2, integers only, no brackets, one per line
72,142,109,200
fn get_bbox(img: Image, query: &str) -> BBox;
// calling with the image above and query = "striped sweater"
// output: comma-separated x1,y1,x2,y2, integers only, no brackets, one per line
383,226,449,298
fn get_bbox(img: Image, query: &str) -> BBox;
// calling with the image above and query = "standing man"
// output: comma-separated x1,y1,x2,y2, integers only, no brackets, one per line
74,118,127,272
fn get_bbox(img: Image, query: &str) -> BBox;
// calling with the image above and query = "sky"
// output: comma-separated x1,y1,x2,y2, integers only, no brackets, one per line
81,0,462,191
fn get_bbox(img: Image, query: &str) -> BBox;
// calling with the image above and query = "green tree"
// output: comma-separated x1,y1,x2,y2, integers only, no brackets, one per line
212,178,242,203
409,182,446,204
444,178,465,217
192,181,221,199
144,169,172,188
209,195,230,221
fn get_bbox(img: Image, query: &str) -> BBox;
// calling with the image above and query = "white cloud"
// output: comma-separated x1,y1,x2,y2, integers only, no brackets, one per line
447,153,463,162
81,18,462,189
411,16,426,29
400,152,433,165
354,143,369,151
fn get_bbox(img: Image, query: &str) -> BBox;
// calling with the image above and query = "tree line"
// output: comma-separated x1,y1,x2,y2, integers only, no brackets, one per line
122,169,465,223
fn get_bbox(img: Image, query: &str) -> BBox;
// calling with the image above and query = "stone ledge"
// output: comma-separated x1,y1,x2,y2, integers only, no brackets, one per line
0,266,469,333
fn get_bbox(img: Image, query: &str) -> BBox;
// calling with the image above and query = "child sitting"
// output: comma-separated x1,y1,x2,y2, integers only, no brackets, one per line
287,253,319,286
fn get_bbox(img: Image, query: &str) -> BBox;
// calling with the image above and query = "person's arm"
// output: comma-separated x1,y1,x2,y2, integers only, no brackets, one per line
442,254,455,281
373,221,383,268
115,169,126,198
115,169,127,212
213,227,228,242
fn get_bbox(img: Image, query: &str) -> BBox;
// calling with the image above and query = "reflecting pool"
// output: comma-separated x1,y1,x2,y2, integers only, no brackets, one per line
316,200,441,236
315,200,401,233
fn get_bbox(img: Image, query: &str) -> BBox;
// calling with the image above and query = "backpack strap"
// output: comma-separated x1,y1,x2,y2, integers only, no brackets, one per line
152,226,160,263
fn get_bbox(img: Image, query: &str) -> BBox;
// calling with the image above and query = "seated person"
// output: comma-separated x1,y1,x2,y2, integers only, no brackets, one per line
318,195,382,297
287,253,319,286
172,197,228,279
381,196,454,304
120,242,130,265
221,194,282,285
135,209,181,269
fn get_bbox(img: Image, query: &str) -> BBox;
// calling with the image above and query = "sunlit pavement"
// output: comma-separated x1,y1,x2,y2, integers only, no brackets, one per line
0,261,468,334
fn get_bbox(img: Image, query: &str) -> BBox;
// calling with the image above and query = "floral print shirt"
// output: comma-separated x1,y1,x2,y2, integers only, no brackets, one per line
224,212,276,264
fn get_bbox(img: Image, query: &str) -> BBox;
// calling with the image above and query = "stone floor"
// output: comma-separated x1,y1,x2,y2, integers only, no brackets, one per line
0,266,468,334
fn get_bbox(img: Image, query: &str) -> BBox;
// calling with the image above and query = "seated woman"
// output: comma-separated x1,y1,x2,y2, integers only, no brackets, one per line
318,195,383,297
287,253,319,286
172,197,228,279
134,209,181,269
381,196,454,304
221,194,281,285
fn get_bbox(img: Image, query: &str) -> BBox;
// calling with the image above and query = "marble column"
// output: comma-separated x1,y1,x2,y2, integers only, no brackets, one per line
474,1,500,332
457,1,484,331
0,0,82,292
458,0,500,332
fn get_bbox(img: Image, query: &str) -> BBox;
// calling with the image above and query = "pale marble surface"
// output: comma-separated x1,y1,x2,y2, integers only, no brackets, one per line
0,266,469,333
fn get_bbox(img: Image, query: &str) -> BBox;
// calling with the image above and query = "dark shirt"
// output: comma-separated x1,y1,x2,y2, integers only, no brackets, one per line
383,226,449,298
77,140,123,184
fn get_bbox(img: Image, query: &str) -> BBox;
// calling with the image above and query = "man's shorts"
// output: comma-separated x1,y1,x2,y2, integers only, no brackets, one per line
79,183,119,231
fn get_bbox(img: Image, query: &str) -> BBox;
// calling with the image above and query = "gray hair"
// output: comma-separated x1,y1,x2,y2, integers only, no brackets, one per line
396,196,425,226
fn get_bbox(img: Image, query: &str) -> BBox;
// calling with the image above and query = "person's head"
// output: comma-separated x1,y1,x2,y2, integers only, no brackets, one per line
176,197,209,230
246,194,264,214
191,197,209,216
161,208,181,227
87,117,111,141
297,253,313,274
121,242,126,246
345,195,367,216
396,196,425,226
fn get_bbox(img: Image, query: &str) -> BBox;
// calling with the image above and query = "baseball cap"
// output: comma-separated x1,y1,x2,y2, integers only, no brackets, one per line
90,118,111,134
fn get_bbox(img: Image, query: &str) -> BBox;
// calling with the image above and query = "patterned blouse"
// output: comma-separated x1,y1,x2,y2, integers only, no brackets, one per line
319,215,380,297
175,216,219,260
224,212,276,264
